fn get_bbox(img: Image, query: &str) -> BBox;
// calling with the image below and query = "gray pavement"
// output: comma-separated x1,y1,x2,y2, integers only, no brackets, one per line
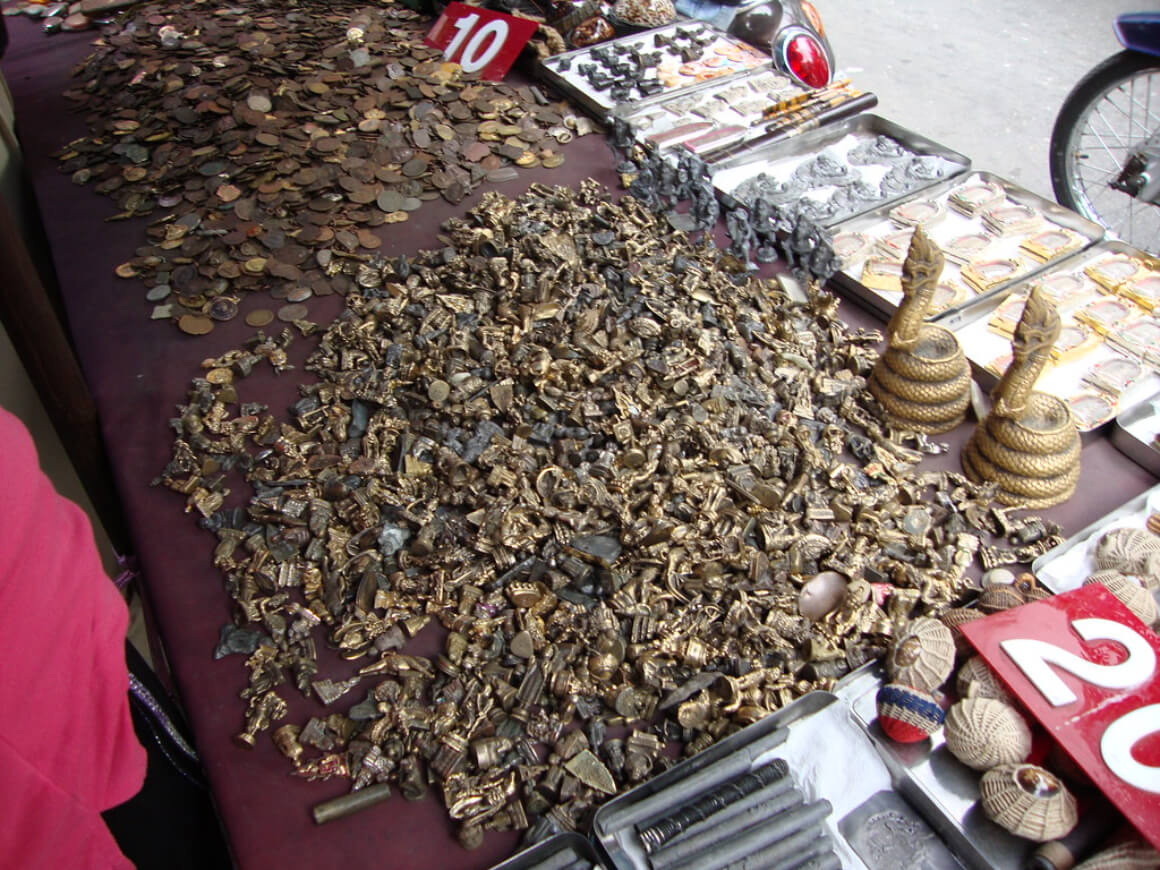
817,0,1142,200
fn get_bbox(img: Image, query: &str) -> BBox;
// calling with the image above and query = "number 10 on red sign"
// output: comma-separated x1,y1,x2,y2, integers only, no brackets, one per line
424,2,538,81
962,584,1160,849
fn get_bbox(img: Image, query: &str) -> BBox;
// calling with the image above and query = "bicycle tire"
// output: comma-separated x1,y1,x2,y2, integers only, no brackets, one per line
1050,49,1160,250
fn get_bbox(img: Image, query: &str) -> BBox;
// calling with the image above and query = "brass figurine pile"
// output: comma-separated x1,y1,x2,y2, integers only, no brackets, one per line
160,182,1044,850
868,227,971,434
963,287,1081,508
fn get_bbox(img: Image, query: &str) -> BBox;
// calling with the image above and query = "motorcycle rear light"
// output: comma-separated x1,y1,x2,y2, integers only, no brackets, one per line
784,32,830,89
800,0,825,37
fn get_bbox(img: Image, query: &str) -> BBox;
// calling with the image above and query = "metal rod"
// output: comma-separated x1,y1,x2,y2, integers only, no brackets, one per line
311,782,393,824
639,758,791,853
660,776,800,853
719,826,826,870
666,799,832,870
778,851,841,870
767,834,836,870
650,788,803,870
600,728,788,833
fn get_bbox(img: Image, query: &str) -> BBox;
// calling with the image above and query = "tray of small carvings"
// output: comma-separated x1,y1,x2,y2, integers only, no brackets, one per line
708,113,970,229
537,20,771,120
828,171,1106,328
611,68,869,160
589,682,968,870
612,67,814,158
944,241,1160,433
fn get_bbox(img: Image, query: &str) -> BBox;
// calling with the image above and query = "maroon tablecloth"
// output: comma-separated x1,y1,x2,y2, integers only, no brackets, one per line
3,15,1158,870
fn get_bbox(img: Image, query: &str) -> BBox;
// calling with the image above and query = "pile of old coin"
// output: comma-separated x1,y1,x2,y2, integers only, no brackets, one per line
159,180,1029,850
56,0,590,334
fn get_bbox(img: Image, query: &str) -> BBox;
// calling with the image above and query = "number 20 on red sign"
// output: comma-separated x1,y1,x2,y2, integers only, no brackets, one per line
962,584,1160,849
424,2,538,81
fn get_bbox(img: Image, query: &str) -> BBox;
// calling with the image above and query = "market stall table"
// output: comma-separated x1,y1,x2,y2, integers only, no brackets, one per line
2,14,1157,870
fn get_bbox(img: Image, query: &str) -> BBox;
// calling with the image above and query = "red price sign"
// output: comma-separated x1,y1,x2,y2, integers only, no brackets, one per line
424,2,538,81
962,585,1160,849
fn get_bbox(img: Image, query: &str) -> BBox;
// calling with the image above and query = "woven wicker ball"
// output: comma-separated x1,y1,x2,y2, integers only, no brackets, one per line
980,763,1077,842
1085,570,1159,626
1021,587,1054,602
940,607,985,657
887,617,955,692
1141,552,1160,591
876,682,944,743
1074,839,1160,869
978,584,1026,613
1096,528,1160,573
956,655,1013,703
944,697,1032,770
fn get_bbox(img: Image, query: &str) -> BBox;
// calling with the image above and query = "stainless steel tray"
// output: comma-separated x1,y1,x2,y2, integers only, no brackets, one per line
537,21,770,119
845,666,1029,870
591,691,833,870
945,240,1160,433
1032,480,1160,594
488,833,604,870
593,672,953,870
612,67,810,155
708,113,970,229
1112,390,1160,475
828,171,1106,326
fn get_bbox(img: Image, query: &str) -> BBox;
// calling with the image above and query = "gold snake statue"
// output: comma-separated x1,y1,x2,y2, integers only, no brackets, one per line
962,286,1081,508
868,227,971,434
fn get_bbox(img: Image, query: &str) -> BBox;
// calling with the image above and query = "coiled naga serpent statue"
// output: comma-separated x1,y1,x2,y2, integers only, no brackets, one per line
963,285,1081,509
869,226,971,434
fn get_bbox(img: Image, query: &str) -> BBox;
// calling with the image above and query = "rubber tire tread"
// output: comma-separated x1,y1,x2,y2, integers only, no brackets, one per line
1050,50,1160,215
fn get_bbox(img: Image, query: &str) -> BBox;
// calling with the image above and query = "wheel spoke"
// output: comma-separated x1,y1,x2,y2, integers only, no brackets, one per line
1124,78,1160,137
1105,77,1160,136
1062,67,1160,251
1081,121,1128,170
1147,74,1153,140
1089,101,1130,150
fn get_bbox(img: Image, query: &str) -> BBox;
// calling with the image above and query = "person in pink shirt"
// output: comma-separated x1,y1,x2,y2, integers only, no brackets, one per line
0,405,146,868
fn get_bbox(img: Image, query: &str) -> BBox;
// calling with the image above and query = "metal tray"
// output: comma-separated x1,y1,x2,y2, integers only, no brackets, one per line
1112,389,1160,475
827,171,1106,327
945,240,1160,433
708,113,970,229
612,67,812,155
537,21,771,119
1032,481,1160,594
846,666,1030,870
488,833,604,870
591,690,833,870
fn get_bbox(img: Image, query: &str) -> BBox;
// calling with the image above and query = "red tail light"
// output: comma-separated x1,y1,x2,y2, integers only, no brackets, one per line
784,31,830,89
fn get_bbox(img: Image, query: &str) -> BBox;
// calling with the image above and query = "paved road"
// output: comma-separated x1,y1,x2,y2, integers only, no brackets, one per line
818,0,1142,201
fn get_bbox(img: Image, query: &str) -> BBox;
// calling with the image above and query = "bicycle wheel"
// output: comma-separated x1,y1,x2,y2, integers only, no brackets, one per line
1049,50,1160,253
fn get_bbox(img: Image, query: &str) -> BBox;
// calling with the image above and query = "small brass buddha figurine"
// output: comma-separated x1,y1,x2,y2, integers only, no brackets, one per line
962,286,1081,508
869,227,972,434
